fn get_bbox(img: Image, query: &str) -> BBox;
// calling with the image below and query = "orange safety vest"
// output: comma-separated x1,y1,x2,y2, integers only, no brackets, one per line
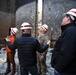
6,35,16,53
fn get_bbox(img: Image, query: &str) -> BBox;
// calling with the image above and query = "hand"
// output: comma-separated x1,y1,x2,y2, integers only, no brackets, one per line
46,40,51,45
5,36,10,41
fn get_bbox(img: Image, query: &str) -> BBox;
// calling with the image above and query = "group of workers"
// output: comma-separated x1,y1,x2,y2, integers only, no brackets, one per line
4,8,76,75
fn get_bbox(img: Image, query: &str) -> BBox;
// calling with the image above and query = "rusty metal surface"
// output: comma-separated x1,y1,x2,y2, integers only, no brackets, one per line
44,0,76,40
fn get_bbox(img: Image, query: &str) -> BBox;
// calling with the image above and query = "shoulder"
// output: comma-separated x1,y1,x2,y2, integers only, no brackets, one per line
14,37,21,42
66,25,76,34
61,25,76,40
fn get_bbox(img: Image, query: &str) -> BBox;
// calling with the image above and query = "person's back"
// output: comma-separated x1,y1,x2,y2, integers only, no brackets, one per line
15,34,42,68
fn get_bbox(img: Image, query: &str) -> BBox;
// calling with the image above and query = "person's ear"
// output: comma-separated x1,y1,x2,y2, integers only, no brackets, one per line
67,16,70,22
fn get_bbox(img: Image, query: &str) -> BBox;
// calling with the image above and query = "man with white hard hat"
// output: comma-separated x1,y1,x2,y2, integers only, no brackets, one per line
37,24,50,75
51,8,76,75
5,22,50,75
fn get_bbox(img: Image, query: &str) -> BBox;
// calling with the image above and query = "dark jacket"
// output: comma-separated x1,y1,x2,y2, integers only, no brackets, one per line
51,23,76,74
6,34,49,68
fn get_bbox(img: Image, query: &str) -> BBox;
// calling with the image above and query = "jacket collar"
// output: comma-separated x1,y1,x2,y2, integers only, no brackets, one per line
22,34,31,37
61,23,76,32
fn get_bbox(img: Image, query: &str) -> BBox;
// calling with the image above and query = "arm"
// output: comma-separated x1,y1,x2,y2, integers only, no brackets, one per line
6,41,16,50
36,39,50,53
5,36,16,50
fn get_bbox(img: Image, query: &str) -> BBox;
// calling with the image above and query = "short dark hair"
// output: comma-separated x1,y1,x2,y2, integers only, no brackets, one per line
66,14,76,23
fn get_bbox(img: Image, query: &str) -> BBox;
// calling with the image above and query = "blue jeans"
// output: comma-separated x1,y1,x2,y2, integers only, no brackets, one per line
20,65,39,75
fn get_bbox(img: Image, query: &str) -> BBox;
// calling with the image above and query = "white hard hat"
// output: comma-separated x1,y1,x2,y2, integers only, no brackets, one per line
65,8,76,20
41,24,48,31
11,28,18,34
20,22,32,30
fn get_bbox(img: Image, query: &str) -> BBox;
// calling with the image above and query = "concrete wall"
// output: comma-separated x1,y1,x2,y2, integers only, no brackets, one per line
0,0,16,48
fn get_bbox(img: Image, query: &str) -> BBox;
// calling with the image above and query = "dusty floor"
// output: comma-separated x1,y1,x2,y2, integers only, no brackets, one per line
0,48,54,75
